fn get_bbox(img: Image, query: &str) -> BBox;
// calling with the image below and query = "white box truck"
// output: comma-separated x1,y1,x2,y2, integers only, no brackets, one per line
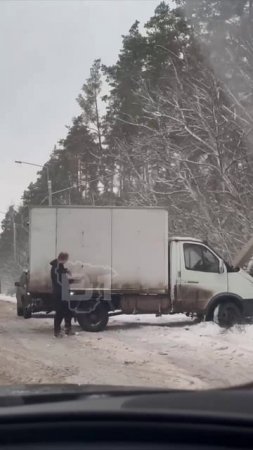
15,206,253,330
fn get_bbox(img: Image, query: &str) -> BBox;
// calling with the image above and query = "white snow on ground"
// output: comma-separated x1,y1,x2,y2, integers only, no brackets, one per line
0,294,16,304
108,314,253,388
1,298,253,388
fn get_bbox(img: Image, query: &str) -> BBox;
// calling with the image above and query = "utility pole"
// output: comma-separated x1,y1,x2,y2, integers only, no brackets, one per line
15,160,53,207
15,159,77,206
40,185,77,205
46,167,53,206
13,220,17,263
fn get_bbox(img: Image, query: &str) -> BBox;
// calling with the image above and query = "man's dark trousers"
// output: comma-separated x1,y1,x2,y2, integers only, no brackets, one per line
54,290,72,335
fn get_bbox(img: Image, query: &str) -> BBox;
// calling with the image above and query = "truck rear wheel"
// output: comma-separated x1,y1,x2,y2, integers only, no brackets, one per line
77,303,109,332
213,302,242,328
23,305,32,319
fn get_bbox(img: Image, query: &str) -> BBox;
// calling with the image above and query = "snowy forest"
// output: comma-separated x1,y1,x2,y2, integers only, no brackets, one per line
1,0,253,293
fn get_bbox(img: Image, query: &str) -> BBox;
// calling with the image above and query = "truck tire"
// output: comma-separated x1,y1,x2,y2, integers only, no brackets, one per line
77,303,109,332
213,301,242,328
23,306,32,319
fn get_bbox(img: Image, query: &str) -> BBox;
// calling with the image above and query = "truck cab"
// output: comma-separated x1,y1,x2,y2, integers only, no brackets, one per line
170,237,253,327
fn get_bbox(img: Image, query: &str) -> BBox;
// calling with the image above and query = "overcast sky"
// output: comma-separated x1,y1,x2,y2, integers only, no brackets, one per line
0,0,174,215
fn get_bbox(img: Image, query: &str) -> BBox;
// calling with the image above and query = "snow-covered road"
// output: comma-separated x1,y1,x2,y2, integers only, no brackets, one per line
1,295,253,389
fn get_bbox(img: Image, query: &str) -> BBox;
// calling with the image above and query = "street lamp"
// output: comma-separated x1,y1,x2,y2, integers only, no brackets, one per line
15,160,52,206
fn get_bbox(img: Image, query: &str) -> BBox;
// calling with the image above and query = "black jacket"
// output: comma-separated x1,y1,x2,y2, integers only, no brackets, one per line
50,259,68,293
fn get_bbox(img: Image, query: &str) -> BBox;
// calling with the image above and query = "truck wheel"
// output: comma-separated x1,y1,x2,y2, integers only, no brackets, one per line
213,302,242,328
77,304,109,332
23,306,32,319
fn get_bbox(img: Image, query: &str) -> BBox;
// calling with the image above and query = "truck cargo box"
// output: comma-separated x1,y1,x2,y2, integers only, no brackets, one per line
28,207,168,295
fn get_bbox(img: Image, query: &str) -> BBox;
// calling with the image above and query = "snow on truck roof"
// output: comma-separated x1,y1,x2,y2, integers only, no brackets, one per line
170,236,204,243
29,206,168,210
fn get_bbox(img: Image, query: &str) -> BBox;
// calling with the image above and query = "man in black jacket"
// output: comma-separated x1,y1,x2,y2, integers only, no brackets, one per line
50,252,73,337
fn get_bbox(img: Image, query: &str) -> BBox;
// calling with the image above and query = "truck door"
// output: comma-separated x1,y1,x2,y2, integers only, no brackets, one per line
174,242,228,313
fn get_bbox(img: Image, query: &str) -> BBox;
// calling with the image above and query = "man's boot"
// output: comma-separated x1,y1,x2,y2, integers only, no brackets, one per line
54,327,63,337
64,327,74,336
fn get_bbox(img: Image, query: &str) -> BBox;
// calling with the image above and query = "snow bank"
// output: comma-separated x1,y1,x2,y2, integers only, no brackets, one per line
0,295,16,304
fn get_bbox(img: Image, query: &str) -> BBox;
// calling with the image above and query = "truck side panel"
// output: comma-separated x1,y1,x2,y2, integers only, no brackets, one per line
28,207,168,295
111,209,168,292
56,208,112,291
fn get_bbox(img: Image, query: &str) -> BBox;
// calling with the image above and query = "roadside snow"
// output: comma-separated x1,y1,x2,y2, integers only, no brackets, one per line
1,301,253,388
0,294,16,304
109,314,253,387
